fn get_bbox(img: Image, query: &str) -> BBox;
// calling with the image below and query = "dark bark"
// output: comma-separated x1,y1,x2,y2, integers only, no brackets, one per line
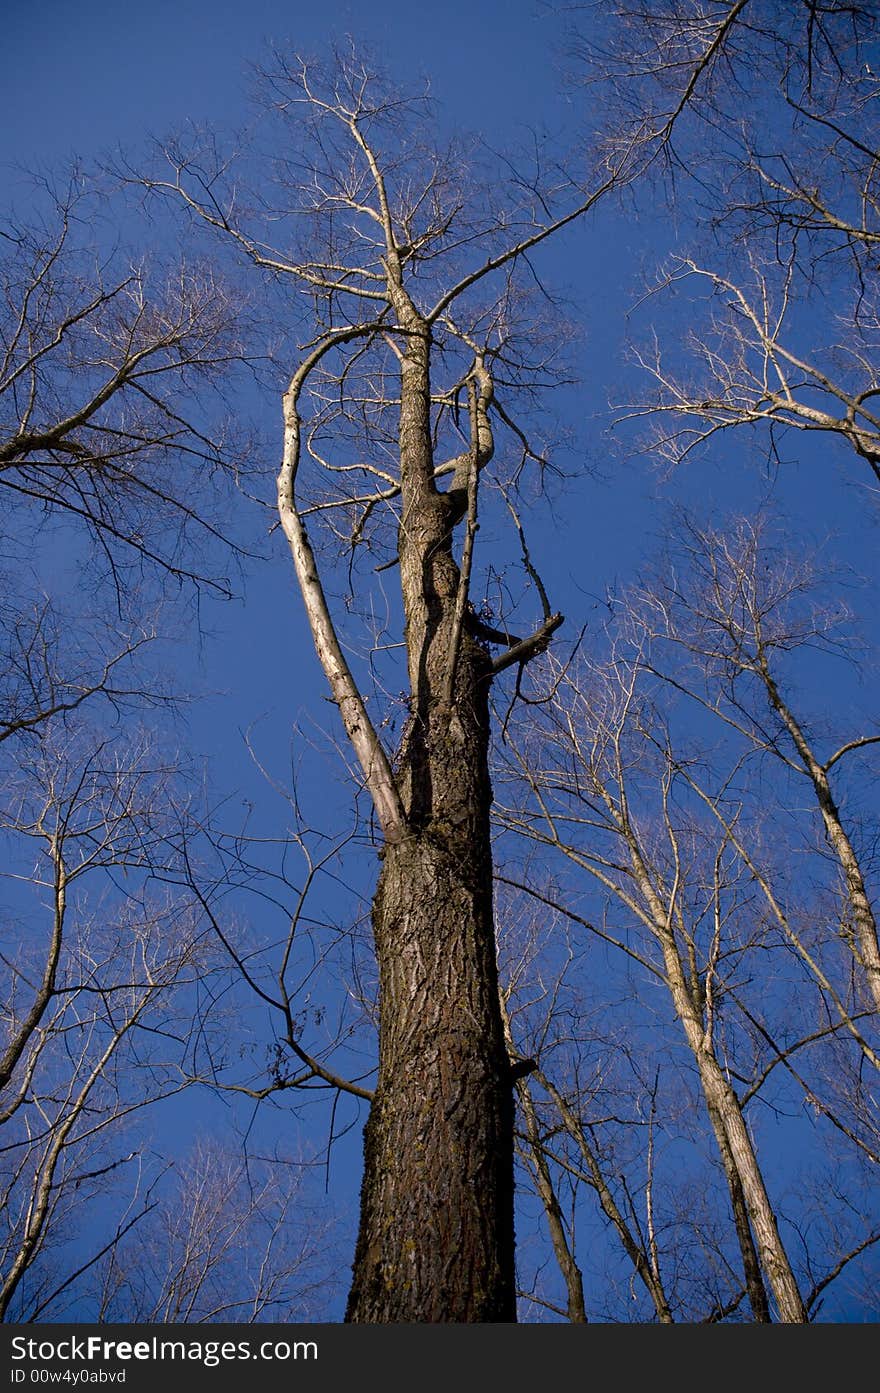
345,322,516,1322
346,830,515,1321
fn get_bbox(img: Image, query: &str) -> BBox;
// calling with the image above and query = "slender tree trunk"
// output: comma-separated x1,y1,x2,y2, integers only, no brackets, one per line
515,1102,588,1323
704,1098,771,1322
625,841,807,1323
539,1071,674,1323
502,993,588,1323
665,952,807,1323
757,652,880,1015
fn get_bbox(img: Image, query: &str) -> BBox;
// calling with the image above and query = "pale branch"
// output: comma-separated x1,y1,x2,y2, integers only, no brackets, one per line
134,162,388,301
278,326,407,843
2,343,161,461
312,457,470,541
0,1037,43,1127
432,342,495,512
512,1077,588,1322
0,862,65,1092
345,115,401,278
0,997,150,1320
302,447,399,492
346,350,494,545
631,259,880,479
751,639,880,1013
823,734,880,773
753,159,880,245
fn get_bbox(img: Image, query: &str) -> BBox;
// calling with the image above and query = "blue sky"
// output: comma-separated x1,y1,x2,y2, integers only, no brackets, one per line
2,0,600,1320
3,0,879,1323
5,0,568,161
2,0,675,794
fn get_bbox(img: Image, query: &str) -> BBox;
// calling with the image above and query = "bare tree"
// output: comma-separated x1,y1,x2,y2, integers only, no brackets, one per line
573,1,877,178
0,728,209,1321
124,45,639,1320
626,251,880,486
0,177,247,597
95,1141,339,1323
5,12,876,1326
496,538,880,1320
499,963,673,1323
0,161,351,1325
499,653,806,1320
633,514,880,1016
497,885,766,1323
574,2,880,490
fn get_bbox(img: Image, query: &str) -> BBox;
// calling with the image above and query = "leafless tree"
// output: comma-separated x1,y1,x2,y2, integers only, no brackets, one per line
633,513,880,1016
499,659,806,1320
498,955,674,1323
573,2,880,491
95,1141,339,1323
495,532,880,1320
497,885,768,1322
0,162,346,1325
0,176,247,599
121,45,645,1321
573,2,876,179
626,250,880,487
6,11,876,1325
0,727,211,1321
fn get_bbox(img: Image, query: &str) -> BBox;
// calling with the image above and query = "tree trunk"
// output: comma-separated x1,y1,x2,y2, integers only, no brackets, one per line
346,829,515,1321
625,839,807,1323
345,323,516,1322
704,1097,771,1322
757,653,880,1016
